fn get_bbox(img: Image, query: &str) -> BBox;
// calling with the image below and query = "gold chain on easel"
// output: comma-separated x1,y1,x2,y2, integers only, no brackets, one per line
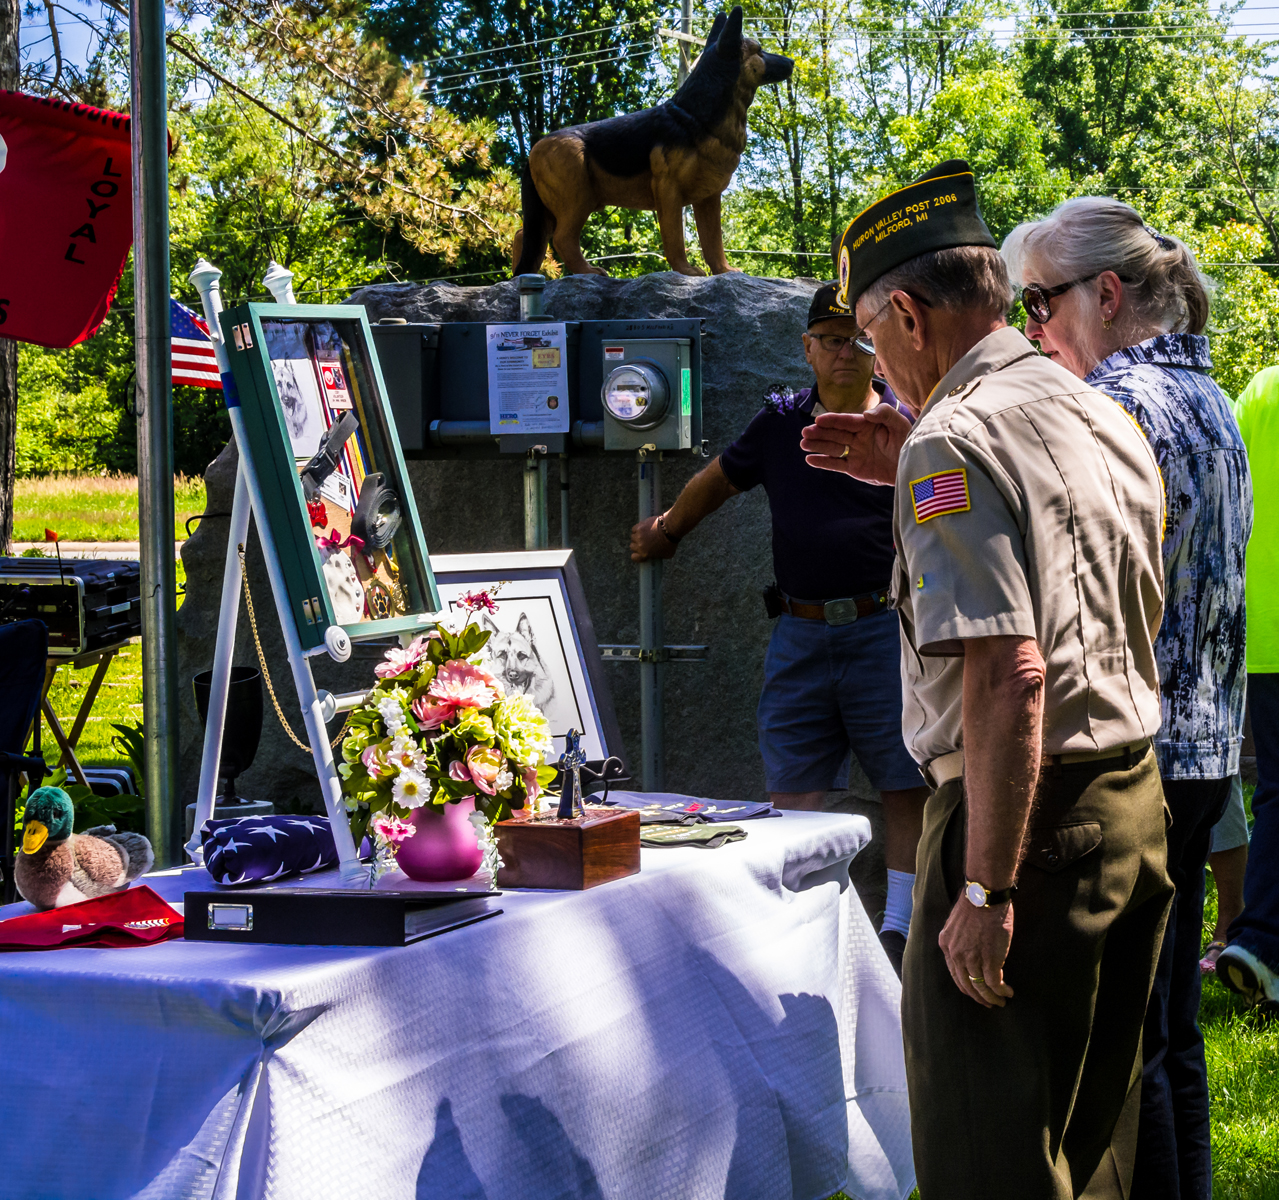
237,544,351,753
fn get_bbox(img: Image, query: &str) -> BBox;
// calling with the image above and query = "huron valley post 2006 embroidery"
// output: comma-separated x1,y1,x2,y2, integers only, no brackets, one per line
910,468,971,522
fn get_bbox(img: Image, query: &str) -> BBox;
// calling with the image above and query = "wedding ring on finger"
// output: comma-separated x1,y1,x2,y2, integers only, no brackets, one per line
968,975,985,985
839,444,851,460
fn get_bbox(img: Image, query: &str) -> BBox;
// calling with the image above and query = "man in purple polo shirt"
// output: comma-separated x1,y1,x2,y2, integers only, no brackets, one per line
629,282,929,973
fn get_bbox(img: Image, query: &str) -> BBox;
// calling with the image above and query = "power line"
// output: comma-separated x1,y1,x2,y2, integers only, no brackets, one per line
427,35,656,88
418,20,648,70
428,44,656,97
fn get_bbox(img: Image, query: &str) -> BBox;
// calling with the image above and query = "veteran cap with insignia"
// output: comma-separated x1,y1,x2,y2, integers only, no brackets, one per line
807,281,854,329
836,159,996,308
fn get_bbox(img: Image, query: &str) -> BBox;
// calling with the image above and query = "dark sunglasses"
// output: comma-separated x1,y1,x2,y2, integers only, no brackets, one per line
1020,273,1133,324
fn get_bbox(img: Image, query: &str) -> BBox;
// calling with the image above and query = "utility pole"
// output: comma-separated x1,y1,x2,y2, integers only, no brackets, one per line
131,0,180,864
678,0,693,85
0,0,19,555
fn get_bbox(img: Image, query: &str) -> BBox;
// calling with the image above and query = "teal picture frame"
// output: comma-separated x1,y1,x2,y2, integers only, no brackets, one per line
220,301,440,652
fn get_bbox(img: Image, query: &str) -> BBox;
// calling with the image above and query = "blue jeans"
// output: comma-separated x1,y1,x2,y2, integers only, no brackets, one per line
757,610,923,794
1229,672,1279,967
1133,775,1230,1200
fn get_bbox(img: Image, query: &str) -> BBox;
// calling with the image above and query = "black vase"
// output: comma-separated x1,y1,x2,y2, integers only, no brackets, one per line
192,666,264,803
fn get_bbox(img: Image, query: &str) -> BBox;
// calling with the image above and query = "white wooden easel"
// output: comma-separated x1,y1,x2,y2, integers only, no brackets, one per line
184,258,364,881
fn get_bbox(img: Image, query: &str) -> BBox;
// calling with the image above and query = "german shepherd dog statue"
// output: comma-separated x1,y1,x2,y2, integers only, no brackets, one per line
511,7,793,278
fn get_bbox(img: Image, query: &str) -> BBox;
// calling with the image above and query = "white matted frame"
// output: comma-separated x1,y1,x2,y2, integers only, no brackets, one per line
430,550,625,769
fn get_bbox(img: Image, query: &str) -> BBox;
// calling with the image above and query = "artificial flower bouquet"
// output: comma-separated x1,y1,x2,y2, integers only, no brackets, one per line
337,593,558,877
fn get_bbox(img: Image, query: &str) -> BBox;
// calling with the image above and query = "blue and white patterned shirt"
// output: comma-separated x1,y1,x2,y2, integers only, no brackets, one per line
1087,334,1252,779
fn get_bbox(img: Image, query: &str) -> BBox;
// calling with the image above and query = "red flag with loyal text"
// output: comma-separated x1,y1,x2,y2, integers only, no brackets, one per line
0,89,134,348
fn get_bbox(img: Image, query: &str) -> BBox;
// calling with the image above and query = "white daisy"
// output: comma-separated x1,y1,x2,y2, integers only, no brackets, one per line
392,769,429,808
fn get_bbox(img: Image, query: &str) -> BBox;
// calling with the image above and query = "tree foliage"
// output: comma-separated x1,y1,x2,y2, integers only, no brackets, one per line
369,0,663,165
13,0,1279,471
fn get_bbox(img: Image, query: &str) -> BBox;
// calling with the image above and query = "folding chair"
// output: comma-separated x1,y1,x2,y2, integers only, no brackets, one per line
0,620,49,905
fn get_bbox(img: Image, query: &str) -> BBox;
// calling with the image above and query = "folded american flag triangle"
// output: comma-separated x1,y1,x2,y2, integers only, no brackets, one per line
910,468,970,523
201,814,337,885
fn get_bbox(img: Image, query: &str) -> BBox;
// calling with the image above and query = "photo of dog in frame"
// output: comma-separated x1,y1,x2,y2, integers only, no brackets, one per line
472,602,584,737
511,6,793,278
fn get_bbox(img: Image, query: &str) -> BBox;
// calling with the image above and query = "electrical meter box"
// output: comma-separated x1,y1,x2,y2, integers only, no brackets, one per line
598,338,694,452
370,321,440,453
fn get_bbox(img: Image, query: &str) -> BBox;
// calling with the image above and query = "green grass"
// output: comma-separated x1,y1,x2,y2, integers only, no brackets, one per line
12,473,206,543
41,558,186,770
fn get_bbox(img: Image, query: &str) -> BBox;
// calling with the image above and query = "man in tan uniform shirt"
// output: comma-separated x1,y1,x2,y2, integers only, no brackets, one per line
802,161,1172,1199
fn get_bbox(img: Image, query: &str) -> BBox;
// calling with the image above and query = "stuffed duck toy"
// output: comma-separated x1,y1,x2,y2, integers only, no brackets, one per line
14,786,154,910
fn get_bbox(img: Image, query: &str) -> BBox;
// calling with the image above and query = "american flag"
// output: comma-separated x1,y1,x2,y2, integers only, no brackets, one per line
911,468,970,523
171,299,222,389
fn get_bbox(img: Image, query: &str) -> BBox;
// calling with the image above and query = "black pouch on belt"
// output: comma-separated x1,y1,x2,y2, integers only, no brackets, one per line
762,582,783,619
299,411,359,501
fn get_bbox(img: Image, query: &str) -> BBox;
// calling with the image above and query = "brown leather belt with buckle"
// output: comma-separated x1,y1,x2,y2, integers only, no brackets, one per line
925,739,1153,790
779,589,890,627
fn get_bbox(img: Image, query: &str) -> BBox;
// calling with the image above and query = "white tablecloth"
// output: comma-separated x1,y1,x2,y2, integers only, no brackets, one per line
0,808,913,1200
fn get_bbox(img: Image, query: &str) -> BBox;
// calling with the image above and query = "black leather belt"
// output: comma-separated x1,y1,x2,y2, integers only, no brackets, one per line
779,588,890,626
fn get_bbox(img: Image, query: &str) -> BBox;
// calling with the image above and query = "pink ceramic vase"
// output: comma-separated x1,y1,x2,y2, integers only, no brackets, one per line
394,797,484,882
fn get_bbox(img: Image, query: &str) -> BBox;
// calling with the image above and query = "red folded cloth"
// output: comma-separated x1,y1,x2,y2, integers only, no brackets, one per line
0,885,183,950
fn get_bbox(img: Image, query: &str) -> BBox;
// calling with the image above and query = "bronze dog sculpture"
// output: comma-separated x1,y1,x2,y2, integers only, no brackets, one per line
511,7,793,277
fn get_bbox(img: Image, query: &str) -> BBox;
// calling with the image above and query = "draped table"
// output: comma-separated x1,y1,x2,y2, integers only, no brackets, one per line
0,806,914,1200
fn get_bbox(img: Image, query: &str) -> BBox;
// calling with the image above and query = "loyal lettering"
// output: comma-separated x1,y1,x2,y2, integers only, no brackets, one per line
65,156,122,265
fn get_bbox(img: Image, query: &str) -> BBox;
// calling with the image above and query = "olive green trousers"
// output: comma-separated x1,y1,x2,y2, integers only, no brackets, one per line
902,750,1172,1200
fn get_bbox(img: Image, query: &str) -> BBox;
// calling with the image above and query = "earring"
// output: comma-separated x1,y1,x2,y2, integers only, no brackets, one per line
1102,317,1113,329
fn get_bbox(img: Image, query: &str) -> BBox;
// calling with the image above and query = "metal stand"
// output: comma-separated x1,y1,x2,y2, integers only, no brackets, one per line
559,455,570,548
185,258,362,880
637,449,664,790
524,447,549,550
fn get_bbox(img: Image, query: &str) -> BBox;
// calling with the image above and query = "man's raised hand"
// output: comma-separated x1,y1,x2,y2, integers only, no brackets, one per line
800,406,911,487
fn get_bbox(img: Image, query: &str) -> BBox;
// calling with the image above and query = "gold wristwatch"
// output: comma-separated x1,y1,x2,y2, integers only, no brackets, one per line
964,879,1017,908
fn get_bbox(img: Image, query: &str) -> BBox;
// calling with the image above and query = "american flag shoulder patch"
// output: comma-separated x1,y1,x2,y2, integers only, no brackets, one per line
910,468,970,523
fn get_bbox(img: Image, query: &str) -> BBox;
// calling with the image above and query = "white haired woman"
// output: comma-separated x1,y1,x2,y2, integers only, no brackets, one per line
1003,197,1253,1200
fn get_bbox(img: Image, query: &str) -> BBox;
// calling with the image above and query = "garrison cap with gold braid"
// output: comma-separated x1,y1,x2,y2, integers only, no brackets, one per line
836,159,997,308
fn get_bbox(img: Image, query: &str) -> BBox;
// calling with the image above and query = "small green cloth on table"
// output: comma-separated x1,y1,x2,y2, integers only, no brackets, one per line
640,823,747,849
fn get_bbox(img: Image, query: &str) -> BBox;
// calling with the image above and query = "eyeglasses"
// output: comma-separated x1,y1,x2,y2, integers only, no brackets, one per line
813,332,876,356
1020,274,1100,324
846,290,934,352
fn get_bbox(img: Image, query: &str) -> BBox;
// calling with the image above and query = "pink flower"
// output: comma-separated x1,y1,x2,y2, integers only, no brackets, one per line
362,744,391,778
370,811,417,844
374,633,437,679
460,589,499,614
412,695,453,729
448,760,473,784
425,660,502,718
464,744,506,795
522,765,541,804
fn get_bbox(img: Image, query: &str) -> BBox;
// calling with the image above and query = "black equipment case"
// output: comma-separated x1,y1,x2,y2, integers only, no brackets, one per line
0,557,142,656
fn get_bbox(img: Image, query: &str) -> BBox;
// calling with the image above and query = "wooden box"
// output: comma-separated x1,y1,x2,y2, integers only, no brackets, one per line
494,807,640,890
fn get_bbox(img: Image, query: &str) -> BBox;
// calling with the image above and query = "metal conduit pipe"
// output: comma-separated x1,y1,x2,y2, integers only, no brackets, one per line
572,421,605,448
429,420,498,446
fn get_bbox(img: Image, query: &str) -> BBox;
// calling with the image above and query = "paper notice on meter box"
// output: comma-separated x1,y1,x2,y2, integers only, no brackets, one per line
486,323,571,434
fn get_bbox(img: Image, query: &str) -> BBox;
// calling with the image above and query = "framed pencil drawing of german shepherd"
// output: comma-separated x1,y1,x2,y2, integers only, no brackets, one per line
511,7,793,278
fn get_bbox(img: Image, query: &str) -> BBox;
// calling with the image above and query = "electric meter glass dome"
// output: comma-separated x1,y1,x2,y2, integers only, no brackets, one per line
602,362,669,429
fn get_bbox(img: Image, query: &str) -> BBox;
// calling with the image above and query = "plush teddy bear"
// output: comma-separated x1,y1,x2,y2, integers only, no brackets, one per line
14,786,154,910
